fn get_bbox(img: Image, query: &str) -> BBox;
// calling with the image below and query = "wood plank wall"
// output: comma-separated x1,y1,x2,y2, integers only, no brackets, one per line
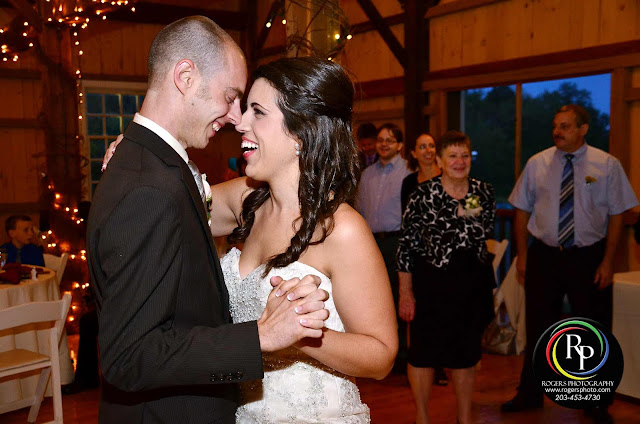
429,0,640,71
340,0,406,127
0,5,46,239
627,67,640,270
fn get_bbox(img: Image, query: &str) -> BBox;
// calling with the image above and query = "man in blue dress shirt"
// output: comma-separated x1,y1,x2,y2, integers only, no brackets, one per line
357,122,411,373
1,215,45,266
502,105,638,422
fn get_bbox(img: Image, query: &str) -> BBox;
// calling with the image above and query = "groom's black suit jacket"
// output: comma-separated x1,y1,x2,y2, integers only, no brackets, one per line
87,122,263,423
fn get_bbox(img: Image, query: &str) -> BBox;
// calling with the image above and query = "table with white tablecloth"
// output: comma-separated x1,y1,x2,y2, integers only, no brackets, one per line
0,267,74,404
612,271,640,400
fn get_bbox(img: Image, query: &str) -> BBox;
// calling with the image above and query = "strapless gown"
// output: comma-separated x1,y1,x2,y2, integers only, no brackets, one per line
220,247,370,423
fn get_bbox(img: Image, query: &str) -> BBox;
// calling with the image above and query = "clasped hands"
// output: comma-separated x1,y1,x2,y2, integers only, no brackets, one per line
258,275,329,352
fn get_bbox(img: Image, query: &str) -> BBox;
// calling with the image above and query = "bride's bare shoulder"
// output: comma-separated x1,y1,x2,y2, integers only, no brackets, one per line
317,203,386,284
325,203,375,248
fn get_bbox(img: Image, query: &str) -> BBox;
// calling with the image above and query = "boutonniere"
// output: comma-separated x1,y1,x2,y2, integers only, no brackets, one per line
585,176,597,185
202,173,212,226
464,194,483,218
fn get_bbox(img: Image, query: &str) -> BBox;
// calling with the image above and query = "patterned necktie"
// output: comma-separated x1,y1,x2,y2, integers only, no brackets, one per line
187,160,206,205
558,154,575,249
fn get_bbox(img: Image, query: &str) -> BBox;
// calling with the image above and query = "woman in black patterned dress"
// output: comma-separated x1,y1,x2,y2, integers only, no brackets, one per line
396,130,495,424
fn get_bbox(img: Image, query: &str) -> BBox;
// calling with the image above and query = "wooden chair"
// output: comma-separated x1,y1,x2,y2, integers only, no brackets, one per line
43,253,69,285
486,239,509,281
0,293,72,423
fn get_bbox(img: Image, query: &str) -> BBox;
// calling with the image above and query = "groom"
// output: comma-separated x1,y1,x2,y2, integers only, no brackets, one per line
87,16,328,423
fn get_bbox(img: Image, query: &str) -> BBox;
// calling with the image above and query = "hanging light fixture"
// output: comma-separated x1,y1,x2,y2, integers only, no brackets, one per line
284,0,350,59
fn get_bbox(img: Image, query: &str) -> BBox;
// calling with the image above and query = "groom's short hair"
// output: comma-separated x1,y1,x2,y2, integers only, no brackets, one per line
148,16,233,88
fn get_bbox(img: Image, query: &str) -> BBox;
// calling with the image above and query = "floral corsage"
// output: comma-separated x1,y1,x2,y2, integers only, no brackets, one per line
202,173,212,226
585,175,597,185
464,194,483,218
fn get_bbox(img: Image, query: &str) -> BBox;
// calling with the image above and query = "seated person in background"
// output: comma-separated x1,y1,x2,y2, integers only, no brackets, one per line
1,215,44,266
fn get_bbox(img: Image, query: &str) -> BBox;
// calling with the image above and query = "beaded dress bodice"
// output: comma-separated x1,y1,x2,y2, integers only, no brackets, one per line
220,247,370,423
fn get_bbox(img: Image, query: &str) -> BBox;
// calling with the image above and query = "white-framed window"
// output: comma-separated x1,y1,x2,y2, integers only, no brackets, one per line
462,73,610,205
80,80,147,199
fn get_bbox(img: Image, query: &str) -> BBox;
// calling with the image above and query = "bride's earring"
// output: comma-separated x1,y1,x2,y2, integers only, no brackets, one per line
295,143,300,157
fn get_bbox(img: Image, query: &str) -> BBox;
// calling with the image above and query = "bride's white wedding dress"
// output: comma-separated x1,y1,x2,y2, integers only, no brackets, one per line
221,247,370,423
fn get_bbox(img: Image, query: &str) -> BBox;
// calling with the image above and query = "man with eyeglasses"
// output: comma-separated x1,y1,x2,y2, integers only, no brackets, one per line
356,122,411,373
502,104,638,423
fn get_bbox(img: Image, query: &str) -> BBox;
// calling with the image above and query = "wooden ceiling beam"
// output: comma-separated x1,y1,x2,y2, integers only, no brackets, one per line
425,0,507,19
404,0,430,143
6,0,42,31
422,39,640,91
0,68,41,79
106,3,250,31
350,13,404,35
255,1,281,52
356,0,407,69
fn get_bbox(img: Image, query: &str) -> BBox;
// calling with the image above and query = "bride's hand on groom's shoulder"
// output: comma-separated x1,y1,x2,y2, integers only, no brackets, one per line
101,134,124,171
257,275,329,352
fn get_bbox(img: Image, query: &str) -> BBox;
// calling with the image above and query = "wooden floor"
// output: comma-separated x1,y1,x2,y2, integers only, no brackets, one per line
3,349,640,423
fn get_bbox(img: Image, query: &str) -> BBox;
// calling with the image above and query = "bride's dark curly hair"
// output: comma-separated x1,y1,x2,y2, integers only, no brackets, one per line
229,57,360,275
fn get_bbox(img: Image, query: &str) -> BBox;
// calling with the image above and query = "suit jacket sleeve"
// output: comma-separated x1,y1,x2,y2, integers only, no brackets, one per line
96,186,263,391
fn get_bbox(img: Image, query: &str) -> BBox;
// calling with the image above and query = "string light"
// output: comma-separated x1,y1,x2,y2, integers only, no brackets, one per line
39,177,91,328
0,1,137,62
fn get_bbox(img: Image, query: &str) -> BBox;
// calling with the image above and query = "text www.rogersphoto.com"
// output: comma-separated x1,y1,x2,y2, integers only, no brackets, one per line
543,380,615,400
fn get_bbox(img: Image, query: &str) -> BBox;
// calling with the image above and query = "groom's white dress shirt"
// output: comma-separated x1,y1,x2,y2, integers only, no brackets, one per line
133,113,189,164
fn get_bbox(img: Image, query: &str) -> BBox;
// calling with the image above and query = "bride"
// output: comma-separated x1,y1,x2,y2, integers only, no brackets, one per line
211,57,397,423
104,56,397,423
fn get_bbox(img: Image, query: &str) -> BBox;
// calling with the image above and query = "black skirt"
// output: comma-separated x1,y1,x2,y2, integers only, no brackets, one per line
408,249,495,369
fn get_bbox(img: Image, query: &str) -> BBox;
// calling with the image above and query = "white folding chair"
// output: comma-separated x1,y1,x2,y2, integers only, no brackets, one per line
0,293,72,423
44,253,69,285
486,239,509,281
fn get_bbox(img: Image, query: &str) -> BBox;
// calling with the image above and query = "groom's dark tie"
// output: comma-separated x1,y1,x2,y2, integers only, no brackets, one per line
188,160,206,205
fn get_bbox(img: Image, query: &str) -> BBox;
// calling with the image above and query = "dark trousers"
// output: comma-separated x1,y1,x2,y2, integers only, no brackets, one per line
75,309,100,386
374,233,407,370
518,238,612,399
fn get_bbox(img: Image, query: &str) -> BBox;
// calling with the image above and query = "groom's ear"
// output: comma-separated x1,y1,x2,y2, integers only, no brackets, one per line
174,59,195,95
